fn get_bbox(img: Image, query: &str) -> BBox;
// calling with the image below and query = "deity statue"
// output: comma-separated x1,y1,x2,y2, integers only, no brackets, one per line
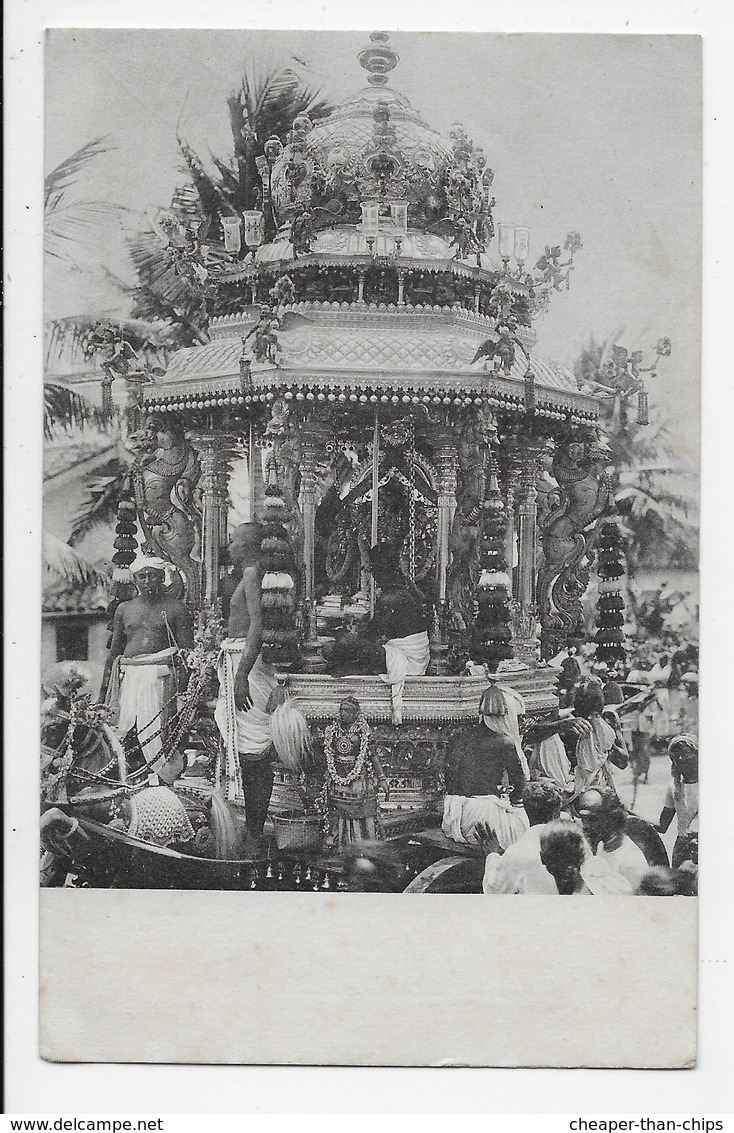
290,204,315,256
537,431,614,659
324,697,390,848
131,415,202,607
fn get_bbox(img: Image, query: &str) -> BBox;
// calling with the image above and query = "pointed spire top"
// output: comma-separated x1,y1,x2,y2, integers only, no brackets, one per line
358,31,400,86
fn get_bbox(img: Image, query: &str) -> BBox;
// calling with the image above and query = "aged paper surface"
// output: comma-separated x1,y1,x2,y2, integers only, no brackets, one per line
32,21,702,1077
41,891,696,1067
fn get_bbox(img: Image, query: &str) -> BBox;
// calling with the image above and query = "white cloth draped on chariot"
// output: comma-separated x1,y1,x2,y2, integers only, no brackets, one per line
380,630,431,724
214,640,277,801
105,646,179,780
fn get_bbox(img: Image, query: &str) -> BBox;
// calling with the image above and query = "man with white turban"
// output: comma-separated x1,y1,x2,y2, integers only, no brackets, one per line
102,556,193,784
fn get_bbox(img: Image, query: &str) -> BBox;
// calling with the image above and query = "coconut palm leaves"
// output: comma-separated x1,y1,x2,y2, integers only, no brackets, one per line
43,531,110,588
69,458,130,546
43,382,96,438
575,339,698,572
45,137,128,267
176,61,334,233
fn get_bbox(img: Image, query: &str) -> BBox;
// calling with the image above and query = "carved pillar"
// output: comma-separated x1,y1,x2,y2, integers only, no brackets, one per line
299,421,328,672
194,434,236,607
513,451,539,667
429,428,458,674
504,471,517,599
434,438,459,606
397,270,406,308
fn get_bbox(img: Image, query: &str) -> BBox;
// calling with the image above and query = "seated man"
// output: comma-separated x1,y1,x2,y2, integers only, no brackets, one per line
324,543,430,724
102,556,193,785
576,787,649,891
442,685,529,850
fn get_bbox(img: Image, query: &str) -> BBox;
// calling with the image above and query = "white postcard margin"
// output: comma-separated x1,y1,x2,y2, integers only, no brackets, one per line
41,890,696,1067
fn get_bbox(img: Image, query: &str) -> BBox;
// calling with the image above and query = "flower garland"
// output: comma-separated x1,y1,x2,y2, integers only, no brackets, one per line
324,715,371,787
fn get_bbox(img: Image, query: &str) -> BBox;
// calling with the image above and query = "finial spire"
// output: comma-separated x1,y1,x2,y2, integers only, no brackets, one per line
358,31,399,86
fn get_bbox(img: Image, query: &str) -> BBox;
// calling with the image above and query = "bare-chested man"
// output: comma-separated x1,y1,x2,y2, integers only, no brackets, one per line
213,523,278,839
101,557,193,784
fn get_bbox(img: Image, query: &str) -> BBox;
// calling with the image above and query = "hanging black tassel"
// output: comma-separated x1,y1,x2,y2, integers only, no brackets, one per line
637,388,649,426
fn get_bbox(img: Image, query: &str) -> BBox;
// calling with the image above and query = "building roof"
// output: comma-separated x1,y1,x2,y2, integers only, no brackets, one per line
42,579,110,616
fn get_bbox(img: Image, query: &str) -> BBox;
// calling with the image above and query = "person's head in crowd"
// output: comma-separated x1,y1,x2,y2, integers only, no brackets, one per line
668,734,698,783
573,677,605,719
576,787,626,850
603,680,624,707
636,867,679,896
539,822,588,895
522,779,563,827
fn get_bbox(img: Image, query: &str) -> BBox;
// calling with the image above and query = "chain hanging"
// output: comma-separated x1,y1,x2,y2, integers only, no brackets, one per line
408,419,417,582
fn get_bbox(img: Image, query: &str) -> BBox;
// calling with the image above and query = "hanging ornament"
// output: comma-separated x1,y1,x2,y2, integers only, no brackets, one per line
524,367,536,413
471,458,513,668
637,388,649,426
260,469,299,665
594,520,627,666
106,498,139,645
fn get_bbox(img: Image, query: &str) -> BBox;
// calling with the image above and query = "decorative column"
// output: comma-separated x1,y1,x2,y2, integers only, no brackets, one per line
397,269,406,308
194,434,236,607
513,450,539,666
299,421,328,672
431,429,458,675
504,470,517,600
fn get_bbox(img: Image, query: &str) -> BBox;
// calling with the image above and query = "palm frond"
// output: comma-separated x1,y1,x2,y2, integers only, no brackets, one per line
43,531,110,588
69,460,129,545
43,382,92,438
44,137,113,209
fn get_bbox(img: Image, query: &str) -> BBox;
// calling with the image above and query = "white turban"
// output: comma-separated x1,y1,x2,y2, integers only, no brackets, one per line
131,556,177,585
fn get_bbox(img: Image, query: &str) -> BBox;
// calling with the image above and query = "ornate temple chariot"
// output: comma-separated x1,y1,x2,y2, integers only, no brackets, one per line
114,33,623,840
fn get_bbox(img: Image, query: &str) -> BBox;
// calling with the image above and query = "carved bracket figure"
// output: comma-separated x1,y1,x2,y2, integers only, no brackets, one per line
131,415,202,607
536,431,614,660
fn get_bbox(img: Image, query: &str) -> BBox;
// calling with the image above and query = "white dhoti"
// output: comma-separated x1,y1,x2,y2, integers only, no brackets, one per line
107,647,178,778
214,641,277,801
442,793,529,851
380,631,430,725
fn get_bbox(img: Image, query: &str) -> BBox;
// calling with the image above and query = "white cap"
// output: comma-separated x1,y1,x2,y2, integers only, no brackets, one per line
131,555,178,585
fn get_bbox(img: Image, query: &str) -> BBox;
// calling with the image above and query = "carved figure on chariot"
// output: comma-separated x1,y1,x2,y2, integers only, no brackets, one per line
129,414,203,607
537,429,615,661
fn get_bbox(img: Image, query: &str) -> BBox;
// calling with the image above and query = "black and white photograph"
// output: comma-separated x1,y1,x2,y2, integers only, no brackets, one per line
29,23,704,1071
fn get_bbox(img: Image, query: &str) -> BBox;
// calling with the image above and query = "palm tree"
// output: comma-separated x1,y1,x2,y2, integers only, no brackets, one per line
59,58,334,541
123,60,335,340
574,340,698,574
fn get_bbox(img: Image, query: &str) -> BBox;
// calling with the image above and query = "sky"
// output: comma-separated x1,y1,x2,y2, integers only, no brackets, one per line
45,29,701,460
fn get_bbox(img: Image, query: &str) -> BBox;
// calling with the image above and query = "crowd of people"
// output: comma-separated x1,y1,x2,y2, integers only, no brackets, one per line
40,515,699,895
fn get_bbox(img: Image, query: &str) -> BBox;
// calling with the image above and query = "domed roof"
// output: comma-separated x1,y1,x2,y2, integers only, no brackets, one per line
269,33,473,231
